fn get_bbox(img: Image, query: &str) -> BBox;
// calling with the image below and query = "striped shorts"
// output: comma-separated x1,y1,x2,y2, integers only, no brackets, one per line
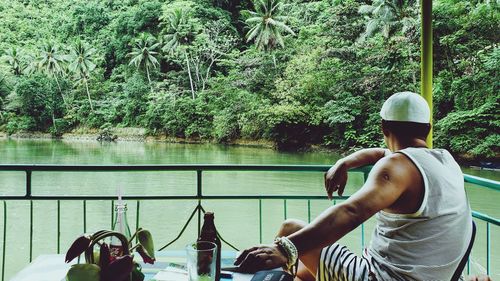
316,243,377,281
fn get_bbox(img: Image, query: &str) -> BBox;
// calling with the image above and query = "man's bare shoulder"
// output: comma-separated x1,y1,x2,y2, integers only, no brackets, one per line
367,151,424,213
372,152,419,183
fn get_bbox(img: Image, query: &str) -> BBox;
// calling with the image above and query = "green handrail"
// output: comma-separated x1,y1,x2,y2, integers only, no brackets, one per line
0,164,363,172
0,164,498,280
465,174,500,191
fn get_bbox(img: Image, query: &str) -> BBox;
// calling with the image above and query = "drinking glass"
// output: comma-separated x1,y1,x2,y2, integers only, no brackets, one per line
186,241,218,281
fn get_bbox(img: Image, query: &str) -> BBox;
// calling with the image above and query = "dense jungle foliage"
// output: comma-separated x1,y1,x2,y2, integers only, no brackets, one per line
0,0,498,159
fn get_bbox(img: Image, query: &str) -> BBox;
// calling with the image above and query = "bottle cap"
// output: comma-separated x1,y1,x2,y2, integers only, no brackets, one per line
115,203,127,211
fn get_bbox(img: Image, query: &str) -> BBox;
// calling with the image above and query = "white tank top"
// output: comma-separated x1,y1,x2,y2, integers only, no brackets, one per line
367,147,472,281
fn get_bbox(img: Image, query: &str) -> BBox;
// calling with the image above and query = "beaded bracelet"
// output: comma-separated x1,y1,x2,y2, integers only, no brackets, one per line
274,236,298,274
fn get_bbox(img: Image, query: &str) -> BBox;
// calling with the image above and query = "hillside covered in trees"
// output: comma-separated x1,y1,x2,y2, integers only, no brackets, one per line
0,0,498,159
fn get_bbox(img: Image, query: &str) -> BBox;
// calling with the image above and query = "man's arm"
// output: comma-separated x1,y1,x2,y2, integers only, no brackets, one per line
325,148,388,198
341,148,389,168
293,154,409,255
235,154,412,272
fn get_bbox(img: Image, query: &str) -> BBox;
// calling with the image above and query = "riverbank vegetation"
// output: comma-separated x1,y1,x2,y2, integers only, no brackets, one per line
0,0,498,159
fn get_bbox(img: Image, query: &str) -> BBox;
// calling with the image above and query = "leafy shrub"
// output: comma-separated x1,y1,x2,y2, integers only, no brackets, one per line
145,93,212,139
13,74,63,132
122,74,150,126
261,104,324,151
212,110,238,142
211,90,262,142
435,99,499,159
5,115,33,134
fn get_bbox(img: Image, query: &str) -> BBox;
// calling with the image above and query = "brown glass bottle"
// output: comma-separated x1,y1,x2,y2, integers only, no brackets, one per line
198,212,221,281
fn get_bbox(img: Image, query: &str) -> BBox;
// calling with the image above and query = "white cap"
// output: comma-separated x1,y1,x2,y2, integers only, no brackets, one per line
380,92,430,124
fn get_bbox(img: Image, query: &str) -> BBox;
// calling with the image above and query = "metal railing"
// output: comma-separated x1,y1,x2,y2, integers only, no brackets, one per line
0,164,498,280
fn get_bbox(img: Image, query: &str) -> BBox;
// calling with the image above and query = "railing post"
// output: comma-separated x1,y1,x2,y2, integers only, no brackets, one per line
197,201,202,237
110,201,114,229
486,222,490,275
283,200,287,220
259,199,263,244
83,200,87,233
29,200,33,262
2,201,7,281
25,171,32,198
136,201,140,233
197,170,202,236
57,201,60,254
307,200,311,223
197,170,202,198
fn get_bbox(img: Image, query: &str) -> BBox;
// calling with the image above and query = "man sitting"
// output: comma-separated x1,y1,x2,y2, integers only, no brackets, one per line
235,92,475,280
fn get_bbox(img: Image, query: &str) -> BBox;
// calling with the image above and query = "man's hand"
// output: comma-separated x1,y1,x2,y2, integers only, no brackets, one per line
324,160,348,199
234,244,288,273
324,148,387,200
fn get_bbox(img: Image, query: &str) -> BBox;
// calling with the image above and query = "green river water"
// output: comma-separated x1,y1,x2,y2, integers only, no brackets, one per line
0,139,498,279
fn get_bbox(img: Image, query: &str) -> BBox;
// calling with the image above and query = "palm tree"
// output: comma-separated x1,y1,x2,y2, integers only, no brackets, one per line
162,8,196,99
358,0,418,83
37,42,69,106
37,42,66,78
358,0,417,41
127,33,160,91
245,0,295,54
162,9,191,52
68,40,97,111
23,54,38,76
2,47,24,76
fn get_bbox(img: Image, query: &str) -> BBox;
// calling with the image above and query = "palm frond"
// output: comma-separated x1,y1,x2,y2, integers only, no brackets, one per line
246,25,262,42
245,17,263,24
358,5,375,15
270,0,281,15
257,0,267,14
261,28,271,48
147,55,160,68
274,29,285,48
272,20,295,36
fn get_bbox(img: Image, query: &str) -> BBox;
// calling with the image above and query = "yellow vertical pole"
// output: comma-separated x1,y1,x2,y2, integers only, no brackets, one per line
421,0,433,147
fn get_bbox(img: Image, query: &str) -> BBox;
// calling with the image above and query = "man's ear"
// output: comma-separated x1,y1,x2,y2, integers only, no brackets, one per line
422,123,431,139
381,120,390,137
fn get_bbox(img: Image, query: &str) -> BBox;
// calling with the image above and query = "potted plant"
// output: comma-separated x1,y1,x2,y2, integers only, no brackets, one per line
64,228,155,281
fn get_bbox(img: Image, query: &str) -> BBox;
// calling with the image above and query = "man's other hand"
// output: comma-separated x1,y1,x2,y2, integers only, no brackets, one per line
234,244,288,273
325,160,348,199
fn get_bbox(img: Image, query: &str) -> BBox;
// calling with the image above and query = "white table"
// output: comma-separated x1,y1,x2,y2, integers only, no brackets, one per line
10,253,254,281
10,255,73,281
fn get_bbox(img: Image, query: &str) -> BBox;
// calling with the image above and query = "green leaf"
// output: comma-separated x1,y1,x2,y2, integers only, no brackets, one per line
137,229,155,259
66,264,100,281
65,236,92,263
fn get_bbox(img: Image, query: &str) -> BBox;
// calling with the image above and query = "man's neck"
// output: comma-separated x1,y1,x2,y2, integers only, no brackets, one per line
390,138,428,152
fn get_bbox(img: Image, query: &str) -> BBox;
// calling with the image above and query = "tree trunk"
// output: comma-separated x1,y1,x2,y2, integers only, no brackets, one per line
203,58,216,92
194,59,201,87
52,111,57,133
146,65,153,92
84,79,94,111
408,44,416,85
54,76,69,110
185,51,195,99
